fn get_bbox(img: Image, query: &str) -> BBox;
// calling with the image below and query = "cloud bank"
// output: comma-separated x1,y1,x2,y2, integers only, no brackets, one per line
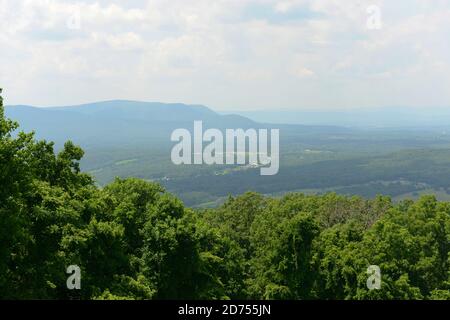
1,0,449,110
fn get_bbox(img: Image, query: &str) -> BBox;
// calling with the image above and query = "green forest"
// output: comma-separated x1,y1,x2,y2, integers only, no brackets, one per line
1,89,449,300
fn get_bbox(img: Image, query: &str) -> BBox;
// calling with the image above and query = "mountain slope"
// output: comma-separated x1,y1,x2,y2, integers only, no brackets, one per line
5,100,356,149
5,100,257,148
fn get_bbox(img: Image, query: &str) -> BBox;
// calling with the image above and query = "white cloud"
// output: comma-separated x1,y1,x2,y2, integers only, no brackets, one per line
0,0,449,110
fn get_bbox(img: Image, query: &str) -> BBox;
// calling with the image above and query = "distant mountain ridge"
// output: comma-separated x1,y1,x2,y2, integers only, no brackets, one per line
5,100,258,148
231,107,450,128
7,100,253,123
5,100,355,149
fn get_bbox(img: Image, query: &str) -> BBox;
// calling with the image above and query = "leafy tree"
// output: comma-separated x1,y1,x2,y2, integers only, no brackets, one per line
248,195,319,299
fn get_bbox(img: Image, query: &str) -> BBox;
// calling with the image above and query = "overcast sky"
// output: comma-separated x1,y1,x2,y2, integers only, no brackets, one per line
1,0,449,111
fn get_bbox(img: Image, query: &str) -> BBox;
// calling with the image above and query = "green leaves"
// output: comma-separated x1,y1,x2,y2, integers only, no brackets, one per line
204,192,449,300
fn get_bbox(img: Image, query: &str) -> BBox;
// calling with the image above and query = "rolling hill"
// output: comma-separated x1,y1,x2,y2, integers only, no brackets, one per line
5,100,259,148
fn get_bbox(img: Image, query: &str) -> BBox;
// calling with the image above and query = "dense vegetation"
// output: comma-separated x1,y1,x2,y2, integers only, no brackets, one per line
1,89,449,300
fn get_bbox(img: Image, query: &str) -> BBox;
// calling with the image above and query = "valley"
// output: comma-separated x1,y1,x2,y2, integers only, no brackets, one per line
6,100,450,208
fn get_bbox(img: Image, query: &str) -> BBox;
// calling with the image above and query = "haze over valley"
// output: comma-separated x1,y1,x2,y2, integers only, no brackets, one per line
6,101,450,207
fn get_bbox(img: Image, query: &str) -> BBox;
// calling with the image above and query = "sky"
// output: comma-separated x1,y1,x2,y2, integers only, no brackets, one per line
1,0,450,111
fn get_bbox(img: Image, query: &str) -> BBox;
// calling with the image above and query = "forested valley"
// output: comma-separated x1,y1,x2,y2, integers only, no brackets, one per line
1,90,449,300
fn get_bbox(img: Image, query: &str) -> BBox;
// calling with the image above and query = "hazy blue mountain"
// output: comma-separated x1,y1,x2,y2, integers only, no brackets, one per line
5,100,356,149
232,107,450,128
5,100,259,148
56,100,220,122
